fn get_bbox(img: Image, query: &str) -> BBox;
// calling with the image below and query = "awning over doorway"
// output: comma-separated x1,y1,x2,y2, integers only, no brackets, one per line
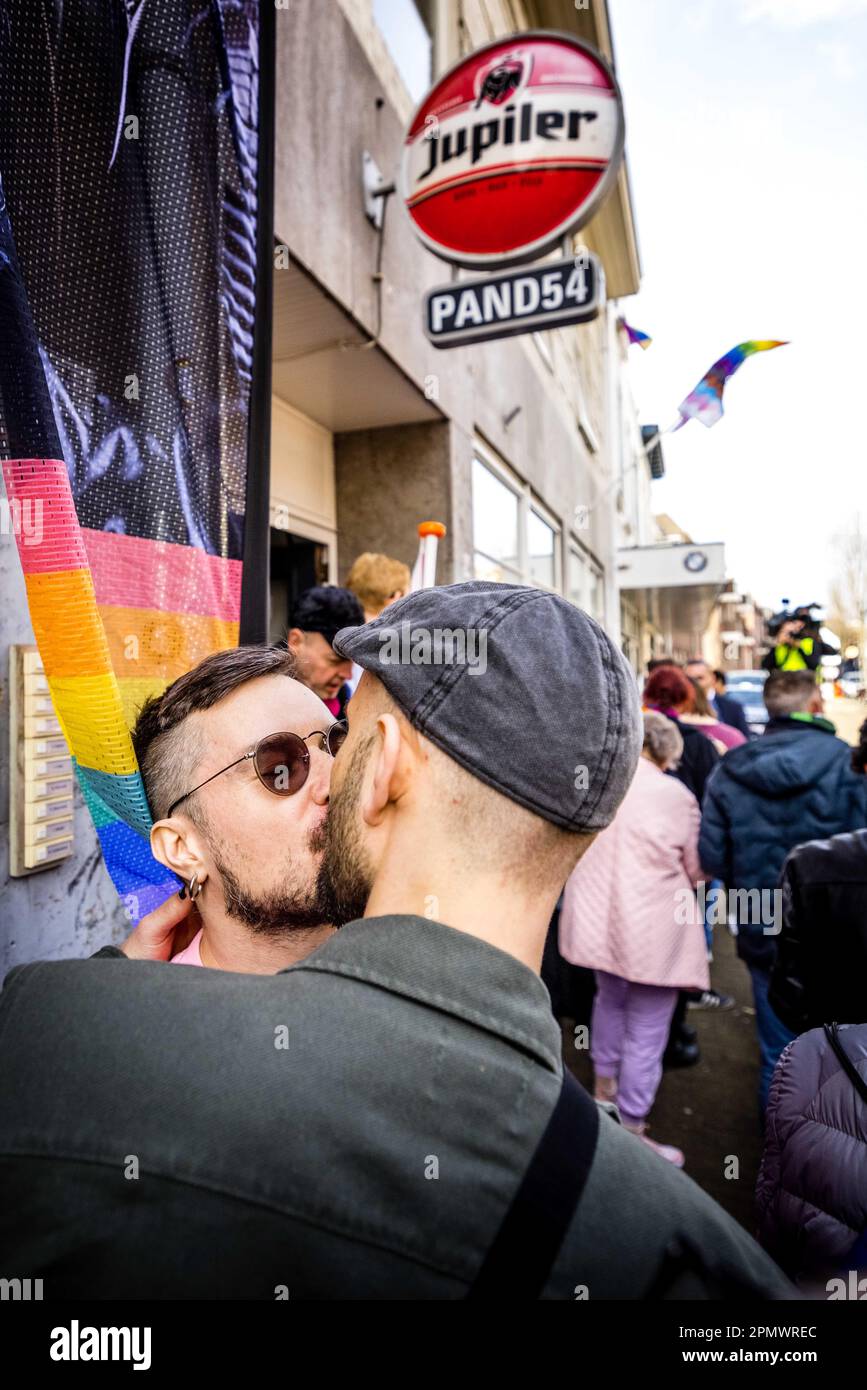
617,540,726,658
273,255,441,432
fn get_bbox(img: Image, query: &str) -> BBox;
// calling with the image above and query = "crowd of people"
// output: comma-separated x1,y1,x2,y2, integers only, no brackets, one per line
1,574,866,1298
549,648,867,1283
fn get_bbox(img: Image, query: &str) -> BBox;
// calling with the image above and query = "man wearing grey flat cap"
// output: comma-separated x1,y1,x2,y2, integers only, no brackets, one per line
0,582,791,1300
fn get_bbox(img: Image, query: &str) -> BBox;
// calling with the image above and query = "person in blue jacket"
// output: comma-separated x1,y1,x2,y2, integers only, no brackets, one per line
699,669,867,1112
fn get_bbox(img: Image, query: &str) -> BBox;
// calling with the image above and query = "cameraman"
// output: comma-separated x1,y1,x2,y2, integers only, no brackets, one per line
761,609,835,674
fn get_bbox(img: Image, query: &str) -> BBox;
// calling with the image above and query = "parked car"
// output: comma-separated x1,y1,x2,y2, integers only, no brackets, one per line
722,670,768,736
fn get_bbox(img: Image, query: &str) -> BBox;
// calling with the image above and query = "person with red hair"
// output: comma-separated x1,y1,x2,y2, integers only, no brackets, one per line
645,664,734,1025
644,663,691,711
643,664,720,805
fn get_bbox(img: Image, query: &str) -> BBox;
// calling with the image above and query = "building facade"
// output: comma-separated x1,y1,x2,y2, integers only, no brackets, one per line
268,0,641,641
703,583,768,672
617,509,730,669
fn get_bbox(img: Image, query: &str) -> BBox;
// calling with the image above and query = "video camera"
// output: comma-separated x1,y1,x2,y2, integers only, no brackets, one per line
766,600,823,639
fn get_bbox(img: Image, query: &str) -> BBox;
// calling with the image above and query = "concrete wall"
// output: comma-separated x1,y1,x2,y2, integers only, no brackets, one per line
335,420,456,580
0,507,129,980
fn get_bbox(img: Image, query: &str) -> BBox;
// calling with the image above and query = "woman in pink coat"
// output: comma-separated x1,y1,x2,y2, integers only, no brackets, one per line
559,711,708,1166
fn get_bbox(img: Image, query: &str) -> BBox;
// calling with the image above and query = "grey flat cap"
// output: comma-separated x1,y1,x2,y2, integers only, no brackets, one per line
333,580,642,831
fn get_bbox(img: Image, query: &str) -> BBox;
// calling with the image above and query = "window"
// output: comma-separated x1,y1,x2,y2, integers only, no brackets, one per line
472,446,561,593
567,545,588,610
620,599,640,672
472,457,521,582
568,542,605,624
373,0,433,103
528,509,557,589
591,566,605,623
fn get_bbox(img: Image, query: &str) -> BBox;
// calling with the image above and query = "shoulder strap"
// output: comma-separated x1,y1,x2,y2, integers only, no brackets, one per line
466,1069,600,1300
823,1023,867,1106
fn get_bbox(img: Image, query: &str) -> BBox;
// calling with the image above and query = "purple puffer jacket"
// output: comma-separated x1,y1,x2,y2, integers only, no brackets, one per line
756,1024,867,1282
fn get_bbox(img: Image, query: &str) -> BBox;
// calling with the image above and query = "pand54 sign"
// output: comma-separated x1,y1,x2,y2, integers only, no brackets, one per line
425,253,601,349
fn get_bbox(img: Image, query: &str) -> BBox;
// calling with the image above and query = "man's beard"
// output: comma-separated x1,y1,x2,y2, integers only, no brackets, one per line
315,734,375,928
210,817,328,937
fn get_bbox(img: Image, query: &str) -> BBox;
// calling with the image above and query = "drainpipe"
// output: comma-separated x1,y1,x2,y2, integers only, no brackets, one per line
602,295,623,649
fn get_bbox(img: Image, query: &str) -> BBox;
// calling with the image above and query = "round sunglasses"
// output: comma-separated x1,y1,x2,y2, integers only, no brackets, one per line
167,722,348,818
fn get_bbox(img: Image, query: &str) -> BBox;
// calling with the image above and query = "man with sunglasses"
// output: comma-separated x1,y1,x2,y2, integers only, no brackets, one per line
0,584,790,1298
131,645,345,973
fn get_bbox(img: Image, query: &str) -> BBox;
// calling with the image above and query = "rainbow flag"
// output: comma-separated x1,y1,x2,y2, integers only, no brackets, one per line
618,318,652,350
675,340,788,429
2,458,241,920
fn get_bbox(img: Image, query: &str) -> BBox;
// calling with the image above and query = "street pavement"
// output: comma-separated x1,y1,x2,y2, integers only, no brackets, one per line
829,694,866,747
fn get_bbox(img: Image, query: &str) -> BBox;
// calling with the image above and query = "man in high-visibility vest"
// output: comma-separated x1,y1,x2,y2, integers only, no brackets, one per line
761,618,834,674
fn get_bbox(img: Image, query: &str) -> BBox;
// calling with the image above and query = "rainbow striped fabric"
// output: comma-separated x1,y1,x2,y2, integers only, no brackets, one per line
675,340,788,429
2,457,241,921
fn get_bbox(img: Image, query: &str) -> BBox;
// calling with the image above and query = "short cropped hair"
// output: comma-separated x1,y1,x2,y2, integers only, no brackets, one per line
763,669,818,719
643,710,683,768
345,553,411,614
133,646,297,820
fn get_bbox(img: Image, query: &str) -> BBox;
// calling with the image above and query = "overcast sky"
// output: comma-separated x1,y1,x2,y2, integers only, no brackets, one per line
608,0,867,612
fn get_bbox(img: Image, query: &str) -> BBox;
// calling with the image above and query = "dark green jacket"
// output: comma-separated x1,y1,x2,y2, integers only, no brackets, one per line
0,916,792,1299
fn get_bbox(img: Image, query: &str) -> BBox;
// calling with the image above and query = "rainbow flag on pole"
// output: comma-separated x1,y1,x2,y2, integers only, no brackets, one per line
675,340,788,429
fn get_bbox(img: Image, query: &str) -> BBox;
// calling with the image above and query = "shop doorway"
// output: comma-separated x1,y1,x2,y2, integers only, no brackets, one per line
268,528,330,645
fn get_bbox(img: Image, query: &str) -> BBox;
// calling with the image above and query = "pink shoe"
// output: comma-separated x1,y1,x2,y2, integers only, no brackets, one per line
623,1120,685,1167
638,1133,685,1167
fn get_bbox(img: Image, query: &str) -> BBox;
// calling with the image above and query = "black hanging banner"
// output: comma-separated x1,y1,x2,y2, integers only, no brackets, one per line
0,0,272,920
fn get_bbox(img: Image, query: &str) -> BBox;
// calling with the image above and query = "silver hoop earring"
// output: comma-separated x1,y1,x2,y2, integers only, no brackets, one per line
188,873,203,901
